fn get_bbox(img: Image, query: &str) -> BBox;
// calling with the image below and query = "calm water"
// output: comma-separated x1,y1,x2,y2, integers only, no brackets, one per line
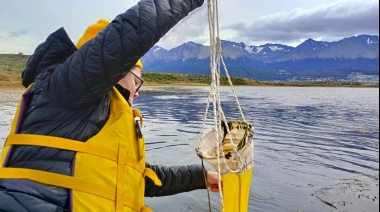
0,86,379,212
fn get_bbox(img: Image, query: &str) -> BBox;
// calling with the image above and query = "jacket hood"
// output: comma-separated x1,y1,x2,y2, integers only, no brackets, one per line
21,27,76,88
76,19,110,49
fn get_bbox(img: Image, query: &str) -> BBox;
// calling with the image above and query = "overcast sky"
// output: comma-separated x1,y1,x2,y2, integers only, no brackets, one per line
0,0,378,54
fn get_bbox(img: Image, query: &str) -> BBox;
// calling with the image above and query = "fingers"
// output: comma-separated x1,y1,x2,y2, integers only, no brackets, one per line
206,171,223,192
210,184,220,192
208,182,222,192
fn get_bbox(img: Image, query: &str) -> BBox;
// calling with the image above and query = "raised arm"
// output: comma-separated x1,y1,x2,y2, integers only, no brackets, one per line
48,0,204,109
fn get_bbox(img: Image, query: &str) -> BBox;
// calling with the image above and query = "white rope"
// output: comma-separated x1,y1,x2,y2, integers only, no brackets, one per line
200,0,251,211
207,0,225,210
220,55,246,122
208,0,224,212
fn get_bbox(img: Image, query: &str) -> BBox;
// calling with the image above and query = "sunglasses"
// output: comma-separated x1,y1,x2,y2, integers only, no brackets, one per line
130,71,144,93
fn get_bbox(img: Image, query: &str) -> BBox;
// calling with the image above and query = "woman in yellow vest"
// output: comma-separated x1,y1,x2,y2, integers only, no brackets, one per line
0,0,219,211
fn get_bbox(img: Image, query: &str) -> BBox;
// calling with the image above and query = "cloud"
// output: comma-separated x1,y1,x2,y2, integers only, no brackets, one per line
1,29,31,39
227,0,379,46
9,29,30,38
1,0,378,54
157,6,209,49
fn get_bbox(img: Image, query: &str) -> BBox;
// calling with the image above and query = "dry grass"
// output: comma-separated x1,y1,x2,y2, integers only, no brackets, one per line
0,54,28,85
0,72,20,82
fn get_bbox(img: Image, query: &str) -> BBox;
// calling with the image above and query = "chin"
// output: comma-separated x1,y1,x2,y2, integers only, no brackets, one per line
128,98,133,106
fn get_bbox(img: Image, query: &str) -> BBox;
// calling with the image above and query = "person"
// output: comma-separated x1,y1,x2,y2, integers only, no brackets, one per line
0,0,220,211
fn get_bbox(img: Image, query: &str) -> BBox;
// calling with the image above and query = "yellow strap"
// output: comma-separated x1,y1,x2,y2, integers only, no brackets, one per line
0,167,114,199
3,134,162,207
6,134,117,161
5,134,146,175
144,168,162,186
0,167,153,211
116,144,127,212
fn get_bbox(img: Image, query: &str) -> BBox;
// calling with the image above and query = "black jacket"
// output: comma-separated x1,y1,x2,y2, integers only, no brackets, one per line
0,0,205,211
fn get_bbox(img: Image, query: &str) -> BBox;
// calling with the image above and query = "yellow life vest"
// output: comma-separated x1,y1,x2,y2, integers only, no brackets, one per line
0,86,162,212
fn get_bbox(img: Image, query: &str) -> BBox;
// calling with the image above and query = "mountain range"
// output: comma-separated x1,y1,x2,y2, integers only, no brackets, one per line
141,35,379,81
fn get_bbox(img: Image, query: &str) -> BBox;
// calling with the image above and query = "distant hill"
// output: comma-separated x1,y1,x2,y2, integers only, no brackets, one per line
142,35,379,81
0,54,268,86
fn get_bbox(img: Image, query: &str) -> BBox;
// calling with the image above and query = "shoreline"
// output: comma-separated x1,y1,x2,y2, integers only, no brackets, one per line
0,81,378,89
0,83,378,89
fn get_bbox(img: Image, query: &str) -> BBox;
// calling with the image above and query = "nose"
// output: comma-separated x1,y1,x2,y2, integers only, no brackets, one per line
134,92,139,98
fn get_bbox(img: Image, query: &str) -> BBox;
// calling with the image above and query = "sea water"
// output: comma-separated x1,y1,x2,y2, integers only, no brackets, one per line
0,86,379,212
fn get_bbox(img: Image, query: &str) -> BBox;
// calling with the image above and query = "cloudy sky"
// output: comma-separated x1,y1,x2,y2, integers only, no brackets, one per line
0,0,378,54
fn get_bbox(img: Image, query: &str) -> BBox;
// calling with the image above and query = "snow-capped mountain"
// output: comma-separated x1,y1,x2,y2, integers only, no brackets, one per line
141,35,379,81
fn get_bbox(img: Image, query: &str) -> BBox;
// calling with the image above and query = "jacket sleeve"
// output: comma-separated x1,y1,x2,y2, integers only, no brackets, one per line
145,163,207,197
47,0,204,110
